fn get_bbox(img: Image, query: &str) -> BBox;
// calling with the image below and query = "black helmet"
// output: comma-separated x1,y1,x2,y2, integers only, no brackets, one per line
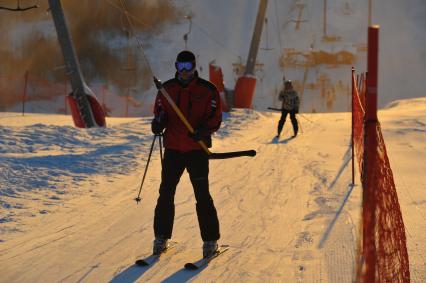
175,50,196,72
284,79,292,86
176,50,196,64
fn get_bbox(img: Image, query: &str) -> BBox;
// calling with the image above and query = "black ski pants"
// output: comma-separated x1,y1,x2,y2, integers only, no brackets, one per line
154,149,220,241
278,109,298,136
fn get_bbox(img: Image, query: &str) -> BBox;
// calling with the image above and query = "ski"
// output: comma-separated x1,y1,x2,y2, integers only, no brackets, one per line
273,136,296,144
184,246,229,270
267,107,282,111
135,241,178,266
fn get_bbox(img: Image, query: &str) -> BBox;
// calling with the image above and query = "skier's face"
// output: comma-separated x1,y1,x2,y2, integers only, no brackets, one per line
285,83,293,90
178,68,195,81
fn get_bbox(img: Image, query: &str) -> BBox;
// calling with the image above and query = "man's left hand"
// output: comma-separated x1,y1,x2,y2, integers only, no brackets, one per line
188,125,209,142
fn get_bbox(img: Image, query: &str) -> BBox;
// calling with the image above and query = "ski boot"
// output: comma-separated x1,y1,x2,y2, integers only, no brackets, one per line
275,130,281,139
203,240,218,258
153,237,168,255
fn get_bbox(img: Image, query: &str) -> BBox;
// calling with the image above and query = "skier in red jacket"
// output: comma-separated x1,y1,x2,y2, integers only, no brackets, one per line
151,50,222,258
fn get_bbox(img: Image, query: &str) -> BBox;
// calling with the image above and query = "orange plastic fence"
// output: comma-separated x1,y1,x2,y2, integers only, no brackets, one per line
0,74,68,110
352,26,410,283
363,120,410,282
352,71,365,175
0,73,126,118
352,68,410,283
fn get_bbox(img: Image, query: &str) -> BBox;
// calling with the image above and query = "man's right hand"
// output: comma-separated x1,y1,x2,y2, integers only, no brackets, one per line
151,112,167,135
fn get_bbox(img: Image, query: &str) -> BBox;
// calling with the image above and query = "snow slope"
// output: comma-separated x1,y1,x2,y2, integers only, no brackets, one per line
1,97,425,282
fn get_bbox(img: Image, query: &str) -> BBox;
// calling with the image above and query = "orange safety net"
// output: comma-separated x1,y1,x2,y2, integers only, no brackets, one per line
352,70,410,282
352,72,366,174
0,73,126,118
0,74,69,111
362,121,410,282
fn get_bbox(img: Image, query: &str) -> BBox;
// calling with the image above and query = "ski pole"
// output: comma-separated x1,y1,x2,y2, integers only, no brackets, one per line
158,134,163,167
298,113,314,123
298,120,303,134
268,107,313,125
135,135,157,204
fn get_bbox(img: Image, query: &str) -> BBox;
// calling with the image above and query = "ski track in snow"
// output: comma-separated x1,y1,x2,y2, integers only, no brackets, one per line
0,98,425,282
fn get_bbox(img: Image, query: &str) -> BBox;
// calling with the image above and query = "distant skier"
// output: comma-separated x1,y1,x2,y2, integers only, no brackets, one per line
151,50,222,258
277,79,300,137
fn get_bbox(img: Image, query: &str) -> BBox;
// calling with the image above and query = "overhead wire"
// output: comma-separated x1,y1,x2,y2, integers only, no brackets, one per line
180,0,240,59
191,20,241,60
109,0,242,75
270,0,288,106
105,0,150,29
115,0,155,77
272,0,288,80
273,0,284,52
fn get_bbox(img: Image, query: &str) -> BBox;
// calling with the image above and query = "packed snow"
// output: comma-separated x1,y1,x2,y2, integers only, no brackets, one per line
1,0,426,282
1,97,425,282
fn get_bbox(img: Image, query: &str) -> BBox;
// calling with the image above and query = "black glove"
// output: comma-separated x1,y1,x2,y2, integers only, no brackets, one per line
151,112,167,135
188,125,209,142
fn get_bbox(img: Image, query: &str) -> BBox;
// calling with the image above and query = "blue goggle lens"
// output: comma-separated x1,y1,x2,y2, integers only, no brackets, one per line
175,61,194,71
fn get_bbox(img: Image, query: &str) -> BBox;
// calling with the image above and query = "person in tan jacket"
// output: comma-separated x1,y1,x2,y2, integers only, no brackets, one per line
277,79,300,137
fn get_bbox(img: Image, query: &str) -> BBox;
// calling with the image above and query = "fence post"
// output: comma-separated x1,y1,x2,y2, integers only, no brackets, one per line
351,67,355,186
22,70,29,116
366,26,379,122
64,81,68,115
362,25,380,283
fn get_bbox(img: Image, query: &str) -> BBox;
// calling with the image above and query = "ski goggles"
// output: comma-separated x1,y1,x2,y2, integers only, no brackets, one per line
175,61,194,72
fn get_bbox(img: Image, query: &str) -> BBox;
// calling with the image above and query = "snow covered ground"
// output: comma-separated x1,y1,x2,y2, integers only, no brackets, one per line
0,97,425,282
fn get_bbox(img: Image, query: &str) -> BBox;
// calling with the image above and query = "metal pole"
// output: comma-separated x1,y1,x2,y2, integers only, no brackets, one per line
159,135,163,167
125,94,129,117
183,15,192,49
368,0,372,26
245,0,268,75
102,85,106,106
366,26,379,122
351,67,355,185
323,0,327,37
22,70,29,116
135,135,157,204
363,25,379,282
48,0,96,127
64,80,68,115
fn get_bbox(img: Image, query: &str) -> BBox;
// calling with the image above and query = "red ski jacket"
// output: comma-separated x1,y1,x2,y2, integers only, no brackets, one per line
153,72,222,152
